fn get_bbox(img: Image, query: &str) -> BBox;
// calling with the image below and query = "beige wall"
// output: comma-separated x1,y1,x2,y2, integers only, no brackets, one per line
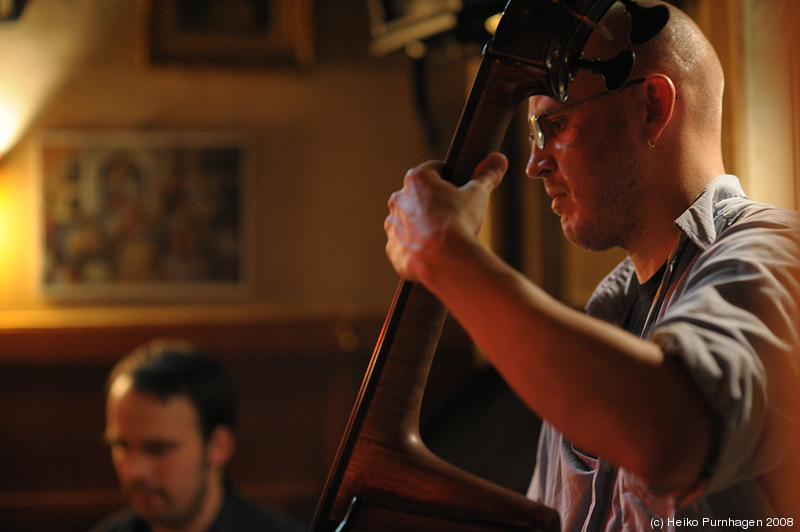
738,0,800,208
690,0,799,209
0,0,435,326
0,0,796,325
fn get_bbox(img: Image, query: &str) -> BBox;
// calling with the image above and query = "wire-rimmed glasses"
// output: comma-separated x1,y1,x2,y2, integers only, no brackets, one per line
529,78,646,150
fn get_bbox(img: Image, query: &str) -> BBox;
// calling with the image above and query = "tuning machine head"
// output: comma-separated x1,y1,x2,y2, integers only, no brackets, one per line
570,1,669,93
619,0,670,45
578,50,635,91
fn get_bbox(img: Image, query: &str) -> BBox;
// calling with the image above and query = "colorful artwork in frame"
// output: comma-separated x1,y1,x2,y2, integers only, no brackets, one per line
37,130,255,301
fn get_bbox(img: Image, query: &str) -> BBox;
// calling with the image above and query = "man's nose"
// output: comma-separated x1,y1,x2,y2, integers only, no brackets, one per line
117,450,150,483
526,144,555,179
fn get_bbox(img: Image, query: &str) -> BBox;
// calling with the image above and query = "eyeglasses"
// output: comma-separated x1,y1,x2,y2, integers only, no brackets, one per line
529,78,646,150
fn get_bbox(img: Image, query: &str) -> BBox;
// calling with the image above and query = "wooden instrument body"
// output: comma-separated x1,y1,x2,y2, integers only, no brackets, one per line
310,1,629,530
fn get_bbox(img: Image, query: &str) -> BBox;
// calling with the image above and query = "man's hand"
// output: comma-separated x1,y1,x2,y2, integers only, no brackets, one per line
384,152,508,282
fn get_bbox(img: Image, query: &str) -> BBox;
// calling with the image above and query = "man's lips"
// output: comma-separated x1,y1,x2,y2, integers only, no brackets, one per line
127,485,166,505
545,186,569,214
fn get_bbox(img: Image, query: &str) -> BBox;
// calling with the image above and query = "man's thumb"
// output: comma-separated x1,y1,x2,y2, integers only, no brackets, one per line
472,152,508,189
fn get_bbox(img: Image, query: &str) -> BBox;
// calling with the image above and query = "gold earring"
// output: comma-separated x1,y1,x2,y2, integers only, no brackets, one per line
648,138,656,148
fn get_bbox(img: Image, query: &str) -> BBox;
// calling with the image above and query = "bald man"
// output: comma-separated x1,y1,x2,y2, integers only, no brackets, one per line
384,0,800,528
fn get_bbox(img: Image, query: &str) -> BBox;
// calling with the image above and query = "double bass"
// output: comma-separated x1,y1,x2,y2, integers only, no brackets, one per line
311,1,669,530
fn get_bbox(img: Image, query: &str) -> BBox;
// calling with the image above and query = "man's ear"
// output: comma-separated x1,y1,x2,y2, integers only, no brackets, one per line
643,74,676,142
207,426,236,469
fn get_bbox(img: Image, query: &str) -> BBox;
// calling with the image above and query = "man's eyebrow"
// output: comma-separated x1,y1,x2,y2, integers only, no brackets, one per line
103,434,124,446
102,436,179,450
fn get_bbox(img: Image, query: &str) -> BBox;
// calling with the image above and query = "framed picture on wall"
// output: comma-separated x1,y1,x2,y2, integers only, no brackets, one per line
139,0,314,68
36,129,256,302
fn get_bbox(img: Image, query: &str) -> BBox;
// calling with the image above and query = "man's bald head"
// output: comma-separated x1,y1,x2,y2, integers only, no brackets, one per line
578,0,724,135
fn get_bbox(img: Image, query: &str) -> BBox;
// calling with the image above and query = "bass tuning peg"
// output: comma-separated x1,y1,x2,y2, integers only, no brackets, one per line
578,50,635,91
619,0,670,45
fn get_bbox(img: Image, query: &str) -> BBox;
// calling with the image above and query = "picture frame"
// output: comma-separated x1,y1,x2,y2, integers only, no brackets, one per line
139,0,314,68
36,129,256,302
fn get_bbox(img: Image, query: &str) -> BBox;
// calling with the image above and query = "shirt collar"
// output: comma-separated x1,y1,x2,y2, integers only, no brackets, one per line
674,174,748,251
586,175,747,321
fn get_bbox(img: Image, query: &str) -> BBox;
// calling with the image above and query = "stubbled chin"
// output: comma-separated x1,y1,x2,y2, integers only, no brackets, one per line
559,214,584,247
130,489,166,515
557,204,575,227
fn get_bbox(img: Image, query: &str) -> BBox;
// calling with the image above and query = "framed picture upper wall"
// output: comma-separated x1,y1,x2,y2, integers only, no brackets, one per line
140,0,314,69
36,129,256,302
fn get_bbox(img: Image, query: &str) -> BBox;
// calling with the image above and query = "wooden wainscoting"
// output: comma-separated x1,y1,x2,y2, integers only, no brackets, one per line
0,313,475,531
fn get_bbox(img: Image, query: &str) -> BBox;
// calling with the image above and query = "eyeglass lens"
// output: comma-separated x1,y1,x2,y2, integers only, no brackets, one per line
530,118,545,150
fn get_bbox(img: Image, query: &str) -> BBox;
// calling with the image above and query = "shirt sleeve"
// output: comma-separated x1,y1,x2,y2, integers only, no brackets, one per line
650,213,800,497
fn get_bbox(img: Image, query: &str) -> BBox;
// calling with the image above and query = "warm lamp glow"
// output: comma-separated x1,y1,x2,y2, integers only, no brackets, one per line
0,52,64,155
0,85,41,302
0,1,104,314
0,93,24,154
0,0,97,156
0,181,22,274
